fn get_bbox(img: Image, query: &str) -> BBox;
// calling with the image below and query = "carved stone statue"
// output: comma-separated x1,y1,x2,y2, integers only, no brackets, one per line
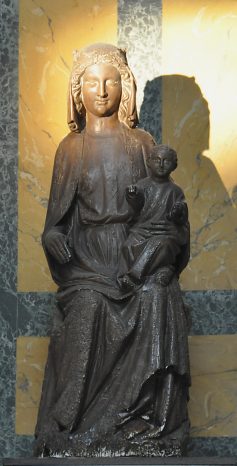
35,43,191,457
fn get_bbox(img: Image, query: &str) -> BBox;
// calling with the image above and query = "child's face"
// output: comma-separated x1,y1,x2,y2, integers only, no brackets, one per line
148,152,176,178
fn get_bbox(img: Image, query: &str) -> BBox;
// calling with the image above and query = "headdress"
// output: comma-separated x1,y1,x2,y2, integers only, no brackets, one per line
67,43,138,132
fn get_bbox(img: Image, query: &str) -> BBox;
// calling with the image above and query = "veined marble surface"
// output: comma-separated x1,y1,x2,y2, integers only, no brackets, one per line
161,0,237,290
0,0,18,292
118,0,162,142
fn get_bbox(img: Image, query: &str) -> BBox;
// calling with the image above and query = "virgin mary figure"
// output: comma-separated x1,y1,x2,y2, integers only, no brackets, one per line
35,43,190,457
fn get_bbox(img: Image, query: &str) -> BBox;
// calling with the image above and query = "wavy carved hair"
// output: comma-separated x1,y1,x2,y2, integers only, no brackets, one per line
67,44,138,132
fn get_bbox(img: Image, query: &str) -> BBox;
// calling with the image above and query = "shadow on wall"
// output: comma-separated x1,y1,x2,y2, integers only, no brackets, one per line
139,75,236,289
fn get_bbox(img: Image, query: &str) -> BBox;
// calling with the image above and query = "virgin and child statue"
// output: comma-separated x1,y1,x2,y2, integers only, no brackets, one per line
35,43,191,457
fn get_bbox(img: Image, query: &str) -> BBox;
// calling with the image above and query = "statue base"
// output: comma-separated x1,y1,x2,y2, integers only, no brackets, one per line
33,437,185,458
3,457,236,466
32,420,190,458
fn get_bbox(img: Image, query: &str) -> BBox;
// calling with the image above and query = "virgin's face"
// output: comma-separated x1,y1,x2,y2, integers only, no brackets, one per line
81,63,122,117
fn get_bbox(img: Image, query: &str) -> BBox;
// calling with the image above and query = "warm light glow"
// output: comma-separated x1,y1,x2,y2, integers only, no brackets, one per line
162,0,237,290
18,0,117,291
162,0,237,195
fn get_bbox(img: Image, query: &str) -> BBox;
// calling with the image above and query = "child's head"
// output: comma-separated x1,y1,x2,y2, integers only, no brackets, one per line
146,145,178,178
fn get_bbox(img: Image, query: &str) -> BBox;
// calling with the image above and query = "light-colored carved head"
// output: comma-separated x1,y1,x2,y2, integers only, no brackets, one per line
68,43,138,132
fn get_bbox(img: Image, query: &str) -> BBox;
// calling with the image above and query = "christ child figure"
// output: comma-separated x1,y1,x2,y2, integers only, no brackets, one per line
117,144,189,290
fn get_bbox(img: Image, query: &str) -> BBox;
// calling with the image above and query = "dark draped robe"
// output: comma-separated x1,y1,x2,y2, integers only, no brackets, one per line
35,124,190,456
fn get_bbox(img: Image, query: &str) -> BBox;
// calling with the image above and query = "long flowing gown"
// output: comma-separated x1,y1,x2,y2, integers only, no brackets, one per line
35,124,190,456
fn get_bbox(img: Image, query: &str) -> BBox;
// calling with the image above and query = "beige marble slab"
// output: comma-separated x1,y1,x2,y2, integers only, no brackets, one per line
189,335,237,436
162,0,237,290
16,336,49,435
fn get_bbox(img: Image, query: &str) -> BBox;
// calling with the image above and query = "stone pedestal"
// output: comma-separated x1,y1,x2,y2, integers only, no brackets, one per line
3,457,237,466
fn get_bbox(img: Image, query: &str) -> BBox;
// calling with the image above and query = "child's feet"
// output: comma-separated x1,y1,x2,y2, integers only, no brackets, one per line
117,274,138,291
156,265,175,286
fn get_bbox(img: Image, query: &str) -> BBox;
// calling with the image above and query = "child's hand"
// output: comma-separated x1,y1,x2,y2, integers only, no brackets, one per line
168,202,188,224
117,274,138,291
126,185,137,198
125,185,145,211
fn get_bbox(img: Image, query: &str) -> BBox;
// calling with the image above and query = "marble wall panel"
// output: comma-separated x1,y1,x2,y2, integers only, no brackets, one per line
0,0,18,458
0,290,17,457
17,292,55,337
184,290,237,335
18,0,117,292
118,0,162,141
187,437,237,458
0,0,18,292
189,335,237,437
0,141,18,291
160,0,237,290
16,336,49,435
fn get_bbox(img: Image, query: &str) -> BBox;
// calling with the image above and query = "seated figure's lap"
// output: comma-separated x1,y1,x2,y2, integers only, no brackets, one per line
60,288,104,322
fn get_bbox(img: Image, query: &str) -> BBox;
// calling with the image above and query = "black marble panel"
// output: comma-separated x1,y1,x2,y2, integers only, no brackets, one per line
15,436,34,459
17,292,55,337
0,0,18,125
183,290,237,335
187,437,237,458
139,77,162,144
118,0,162,143
0,289,17,458
0,0,18,458
0,0,18,292
0,141,18,291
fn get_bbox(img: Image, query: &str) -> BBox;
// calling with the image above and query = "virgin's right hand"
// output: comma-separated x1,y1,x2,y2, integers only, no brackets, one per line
44,230,72,264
